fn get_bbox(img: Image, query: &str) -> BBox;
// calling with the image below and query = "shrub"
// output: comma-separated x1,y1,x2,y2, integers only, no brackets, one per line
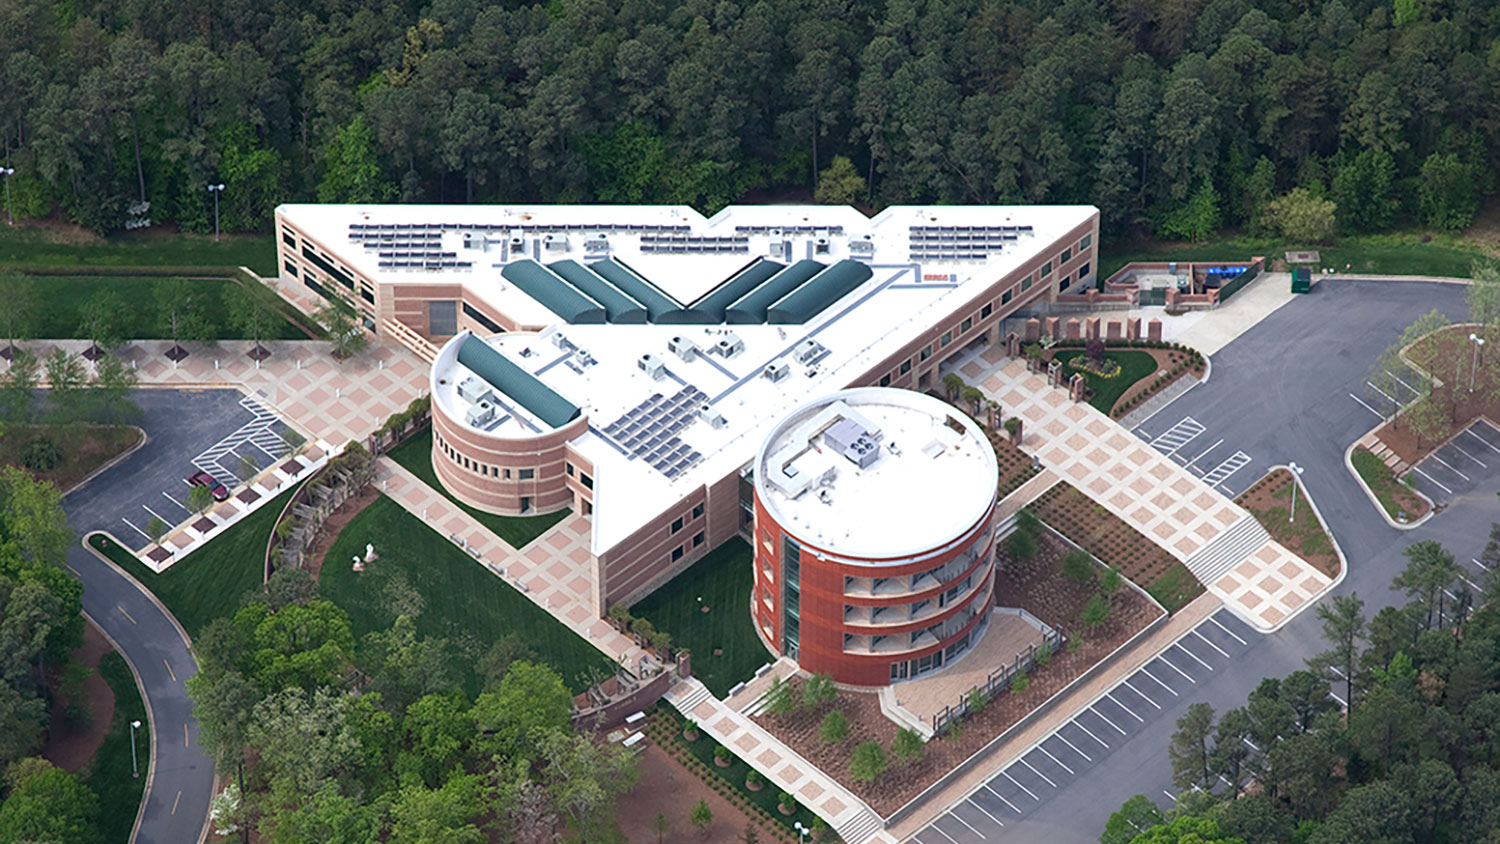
966,687,989,713
1068,636,1083,653
1011,670,1030,693
691,798,714,831
802,672,837,711
779,792,796,811
820,710,850,744
1061,550,1094,583
746,769,762,787
850,741,889,783
1082,593,1111,630
1097,566,1123,599
1004,416,1022,436
764,676,795,718
1035,637,1053,666
1006,530,1037,561
714,746,732,765
21,436,61,472
683,719,699,738
892,727,925,765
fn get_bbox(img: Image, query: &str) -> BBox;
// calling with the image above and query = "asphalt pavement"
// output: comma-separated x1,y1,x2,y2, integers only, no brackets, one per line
65,388,273,844
909,279,1500,844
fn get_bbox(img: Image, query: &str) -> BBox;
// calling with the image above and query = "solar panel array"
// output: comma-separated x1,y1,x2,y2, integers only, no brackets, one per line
735,225,845,234
640,234,750,254
348,222,691,237
601,386,708,478
908,224,1033,261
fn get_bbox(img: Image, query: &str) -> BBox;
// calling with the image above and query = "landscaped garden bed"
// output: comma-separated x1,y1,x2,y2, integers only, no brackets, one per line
1236,469,1341,578
1372,323,1500,465
1038,341,1205,418
0,424,142,491
1350,446,1431,524
987,426,1041,500
1031,482,1203,612
746,523,1159,817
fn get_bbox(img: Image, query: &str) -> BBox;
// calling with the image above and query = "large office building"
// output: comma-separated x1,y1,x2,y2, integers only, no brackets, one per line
273,203,1098,668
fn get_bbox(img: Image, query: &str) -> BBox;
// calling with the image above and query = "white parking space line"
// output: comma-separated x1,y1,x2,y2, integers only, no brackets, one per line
120,518,150,540
1090,707,1128,736
1243,737,1260,751
1348,393,1384,418
1122,680,1161,709
1461,573,1483,592
1173,642,1215,671
949,810,988,838
141,504,173,526
1467,427,1500,454
1150,417,1206,456
1208,615,1248,645
1475,557,1492,571
1452,443,1487,467
1329,690,1347,709
1039,744,1075,775
161,491,191,513
1107,693,1144,723
1139,667,1179,695
1162,790,1176,803
1429,453,1470,481
1003,770,1040,801
1412,465,1453,494
1056,732,1092,761
1365,381,1398,405
1158,655,1196,683
983,783,1023,815
1191,628,1231,659
966,798,1005,829
1020,757,1057,788
1182,438,1225,470
928,824,961,844
1390,370,1421,396
1073,719,1109,748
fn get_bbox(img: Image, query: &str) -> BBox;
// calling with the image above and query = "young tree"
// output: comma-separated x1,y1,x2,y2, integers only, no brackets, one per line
1394,541,1460,631
942,372,964,400
1081,593,1110,631
43,349,87,425
1156,181,1222,243
814,155,866,206
189,483,215,514
228,284,280,359
1168,702,1215,790
147,516,167,544
77,290,127,354
0,272,37,358
156,278,213,356
90,354,140,424
313,301,369,360
1467,263,1500,339
1062,550,1094,584
1006,529,1038,561
1209,707,1253,795
0,348,40,424
892,727,924,765
801,672,837,711
1263,187,1337,243
764,676,794,719
237,452,259,483
689,798,713,835
1097,566,1123,603
653,812,670,844
1308,592,1366,708
820,709,849,744
849,741,888,782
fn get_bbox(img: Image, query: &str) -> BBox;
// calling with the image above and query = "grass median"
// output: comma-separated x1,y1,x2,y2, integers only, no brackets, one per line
1351,447,1431,524
0,227,276,276
82,651,151,844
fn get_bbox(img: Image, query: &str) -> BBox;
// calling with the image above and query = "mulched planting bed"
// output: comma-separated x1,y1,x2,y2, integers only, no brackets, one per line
1040,342,1205,418
749,529,1160,817
1375,325,1500,464
1350,446,1431,523
1031,482,1203,613
1236,469,1341,579
987,428,1040,500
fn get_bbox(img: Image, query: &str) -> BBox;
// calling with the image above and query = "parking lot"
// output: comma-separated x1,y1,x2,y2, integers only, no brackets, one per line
1405,421,1500,507
1138,415,1261,499
64,389,293,550
910,609,1259,844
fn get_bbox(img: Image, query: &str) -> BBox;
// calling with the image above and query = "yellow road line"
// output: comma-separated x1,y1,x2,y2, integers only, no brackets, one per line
184,723,189,746
172,790,181,815
66,564,80,575
118,605,136,625
163,660,176,682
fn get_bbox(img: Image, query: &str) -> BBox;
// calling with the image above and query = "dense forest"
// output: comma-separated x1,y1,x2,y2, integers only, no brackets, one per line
0,0,1497,239
1103,533,1500,844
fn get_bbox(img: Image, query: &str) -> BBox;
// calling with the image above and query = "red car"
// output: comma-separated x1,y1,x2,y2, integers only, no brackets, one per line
187,470,230,501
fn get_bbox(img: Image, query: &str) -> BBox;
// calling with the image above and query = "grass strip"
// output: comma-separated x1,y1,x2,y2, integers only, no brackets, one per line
1351,447,1430,523
82,651,151,844
0,274,307,340
0,424,141,491
0,228,276,276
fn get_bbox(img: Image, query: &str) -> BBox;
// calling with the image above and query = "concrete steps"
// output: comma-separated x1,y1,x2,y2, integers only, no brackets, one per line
835,808,885,844
665,678,714,714
1183,513,1270,585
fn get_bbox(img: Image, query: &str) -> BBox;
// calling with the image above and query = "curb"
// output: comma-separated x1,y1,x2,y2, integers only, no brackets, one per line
81,610,156,844
1119,350,1211,431
1244,466,1349,634
82,532,197,650
59,425,148,497
1342,437,1435,531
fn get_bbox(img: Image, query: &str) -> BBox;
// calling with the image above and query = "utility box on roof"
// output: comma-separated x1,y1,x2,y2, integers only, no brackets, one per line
763,360,791,382
668,336,698,362
638,354,667,380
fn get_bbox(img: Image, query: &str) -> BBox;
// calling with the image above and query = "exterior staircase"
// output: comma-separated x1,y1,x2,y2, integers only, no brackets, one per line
664,677,714,714
1183,513,1270,585
835,808,886,844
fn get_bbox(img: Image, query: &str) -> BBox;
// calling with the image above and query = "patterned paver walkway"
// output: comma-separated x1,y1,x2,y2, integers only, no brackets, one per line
956,352,1332,632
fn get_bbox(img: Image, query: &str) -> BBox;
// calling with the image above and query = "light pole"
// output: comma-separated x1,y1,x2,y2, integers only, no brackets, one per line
0,167,14,226
130,719,142,777
1470,333,1486,393
1288,462,1305,523
794,821,809,843
207,183,225,241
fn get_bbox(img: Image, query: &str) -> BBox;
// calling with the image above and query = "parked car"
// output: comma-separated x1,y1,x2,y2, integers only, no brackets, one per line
187,470,230,501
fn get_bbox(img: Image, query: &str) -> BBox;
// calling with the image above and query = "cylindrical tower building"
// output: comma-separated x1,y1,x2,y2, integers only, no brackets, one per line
751,388,999,687
430,330,588,517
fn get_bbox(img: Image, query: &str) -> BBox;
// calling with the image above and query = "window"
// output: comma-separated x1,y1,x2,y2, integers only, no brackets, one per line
481,465,488,476
920,346,932,361
360,288,374,304
519,469,534,480
301,245,355,289
428,301,458,336
1021,276,1034,291
283,259,298,277
1080,234,1092,249
1079,262,1090,279
672,546,684,562
1002,289,1013,304
303,277,327,298
941,331,952,347
1059,275,1071,291
281,230,297,248
693,531,705,547
582,474,593,489
692,503,705,519
981,303,992,319
961,317,973,333
462,457,471,469
462,302,504,334
899,359,911,375
672,517,684,534
520,496,531,513
503,469,511,480
566,464,575,476
1061,248,1072,263
879,374,891,387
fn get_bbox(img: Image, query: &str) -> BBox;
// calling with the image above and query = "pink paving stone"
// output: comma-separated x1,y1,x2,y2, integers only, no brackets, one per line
1194,522,1219,541
1261,606,1286,625
1067,463,1090,481
1151,492,1175,510
960,361,983,378
983,376,1004,391
757,749,783,768
1239,591,1265,609
1152,523,1176,541
1171,506,1200,524
566,605,590,623
1234,562,1263,585
1044,448,1070,465
1131,506,1157,523
1215,572,1243,590
1085,419,1110,437
981,347,1006,364
1128,450,1151,466
1171,478,1196,496
568,575,592,595
1150,463,1173,481
523,575,548,593
1108,462,1131,480
1194,492,1218,511
779,765,805,785
1086,448,1111,465
735,734,759,752
1003,390,1028,406
1213,507,1240,527
526,547,551,563
1256,546,1281,564
1044,420,1069,437
1107,433,1131,451
1174,537,1200,556
692,701,718,720
1024,405,1047,421
546,560,571,578
1279,560,1304,579
568,545,592,564
1130,478,1154,495
1065,404,1089,422
799,782,827,802
1089,477,1111,496
1110,491,1134,509
1044,390,1068,408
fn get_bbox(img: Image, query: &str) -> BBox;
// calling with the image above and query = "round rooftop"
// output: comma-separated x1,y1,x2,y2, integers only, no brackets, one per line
431,331,584,439
754,387,998,563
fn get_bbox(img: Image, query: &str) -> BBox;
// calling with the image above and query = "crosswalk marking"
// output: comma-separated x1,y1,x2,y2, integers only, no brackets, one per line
192,395,289,483
1149,417,1205,456
1200,451,1252,487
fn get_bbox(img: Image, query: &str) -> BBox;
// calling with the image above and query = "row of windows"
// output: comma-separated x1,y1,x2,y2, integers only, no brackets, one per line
668,530,708,563
564,462,594,489
670,501,707,535
435,431,537,481
463,301,505,334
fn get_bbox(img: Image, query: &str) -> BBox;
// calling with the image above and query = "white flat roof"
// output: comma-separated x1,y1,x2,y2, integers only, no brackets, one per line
755,389,997,561
282,203,1097,556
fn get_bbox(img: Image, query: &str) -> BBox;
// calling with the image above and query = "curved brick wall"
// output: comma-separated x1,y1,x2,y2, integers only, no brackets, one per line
430,400,589,517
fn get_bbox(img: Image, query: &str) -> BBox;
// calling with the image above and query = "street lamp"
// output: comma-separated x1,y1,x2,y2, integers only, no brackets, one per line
206,183,225,241
1288,462,1305,523
130,720,142,777
794,821,809,843
1470,333,1486,393
0,167,14,226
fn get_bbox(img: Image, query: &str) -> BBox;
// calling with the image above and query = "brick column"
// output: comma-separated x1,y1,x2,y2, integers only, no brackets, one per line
1085,317,1100,340
1127,317,1141,340
1044,317,1061,339
1025,319,1041,342
1147,319,1163,342
1106,320,1123,341
1069,373,1087,402
1065,318,1082,340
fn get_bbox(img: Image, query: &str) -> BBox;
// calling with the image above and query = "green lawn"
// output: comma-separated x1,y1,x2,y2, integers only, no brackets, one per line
1351,447,1430,523
630,538,769,698
82,651,150,844
385,427,569,549
1099,231,1491,282
0,227,276,276
0,274,309,340
0,424,142,492
1147,565,1201,615
87,486,297,639
1051,349,1159,414
318,495,614,694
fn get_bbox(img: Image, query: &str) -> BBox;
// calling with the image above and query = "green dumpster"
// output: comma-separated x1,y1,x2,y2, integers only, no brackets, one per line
1291,267,1311,294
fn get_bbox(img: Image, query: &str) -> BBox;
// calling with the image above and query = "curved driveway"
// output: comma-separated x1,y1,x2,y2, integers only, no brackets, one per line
65,389,270,844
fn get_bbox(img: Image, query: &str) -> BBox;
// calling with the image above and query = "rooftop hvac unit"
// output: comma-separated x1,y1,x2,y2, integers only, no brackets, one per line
763,360,791,382
814,230,831,254
668,336,698,362
543,233,568,252
698,403,728,429
767,229,785,260
584,233,609,253
638,353,667,380
850,235,874,256
792,339,821,365
714,332,744,358
465,400,495,427
509,229,525,250
462,232,488,252
550,331,571,350
456,375,489,403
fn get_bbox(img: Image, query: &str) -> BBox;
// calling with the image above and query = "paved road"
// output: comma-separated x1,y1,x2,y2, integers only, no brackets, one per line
911,280,1499,843
66,389,267,844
